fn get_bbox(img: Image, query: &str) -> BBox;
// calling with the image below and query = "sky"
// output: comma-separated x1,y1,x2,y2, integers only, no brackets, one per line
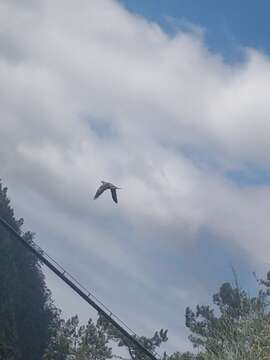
2,0,270,355
120,0,270,62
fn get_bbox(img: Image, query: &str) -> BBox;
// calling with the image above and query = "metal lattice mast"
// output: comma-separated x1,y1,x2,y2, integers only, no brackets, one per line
0,216,159,360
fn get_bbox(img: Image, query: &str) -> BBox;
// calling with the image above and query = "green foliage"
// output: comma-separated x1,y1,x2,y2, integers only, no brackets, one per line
184,279,270,360
44,315,112,360
77,317,112,360
97,314,168,360
0,181,57,359
167,351,204,360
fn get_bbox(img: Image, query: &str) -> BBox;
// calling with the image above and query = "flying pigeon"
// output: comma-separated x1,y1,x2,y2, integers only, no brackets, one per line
94,181,121,203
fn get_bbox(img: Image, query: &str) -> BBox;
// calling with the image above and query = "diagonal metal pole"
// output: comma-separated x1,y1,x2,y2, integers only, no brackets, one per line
0,216,158,360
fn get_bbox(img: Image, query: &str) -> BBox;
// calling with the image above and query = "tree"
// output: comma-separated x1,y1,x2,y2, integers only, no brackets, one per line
44,315,112,360
185,281,270,358
97,314,168,360
77,318,112,360
43,314,73,360
0,181,57,359
167,351,204,360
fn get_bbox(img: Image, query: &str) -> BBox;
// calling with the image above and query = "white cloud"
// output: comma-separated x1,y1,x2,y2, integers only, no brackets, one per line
2,0,270,353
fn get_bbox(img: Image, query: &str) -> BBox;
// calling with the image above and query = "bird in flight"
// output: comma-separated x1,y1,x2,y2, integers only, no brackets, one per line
94,181,121,203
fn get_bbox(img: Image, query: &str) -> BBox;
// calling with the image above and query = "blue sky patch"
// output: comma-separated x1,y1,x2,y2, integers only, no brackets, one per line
81,113,118,140
164,141,270,188
119,0,270,63
225,164,270,187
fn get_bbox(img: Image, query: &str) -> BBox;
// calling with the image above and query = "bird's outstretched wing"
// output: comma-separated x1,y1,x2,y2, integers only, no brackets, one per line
111,188,118,203
94,184,108,199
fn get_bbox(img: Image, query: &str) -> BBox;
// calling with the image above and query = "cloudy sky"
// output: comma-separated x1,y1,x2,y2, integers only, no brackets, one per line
2,0,270,354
